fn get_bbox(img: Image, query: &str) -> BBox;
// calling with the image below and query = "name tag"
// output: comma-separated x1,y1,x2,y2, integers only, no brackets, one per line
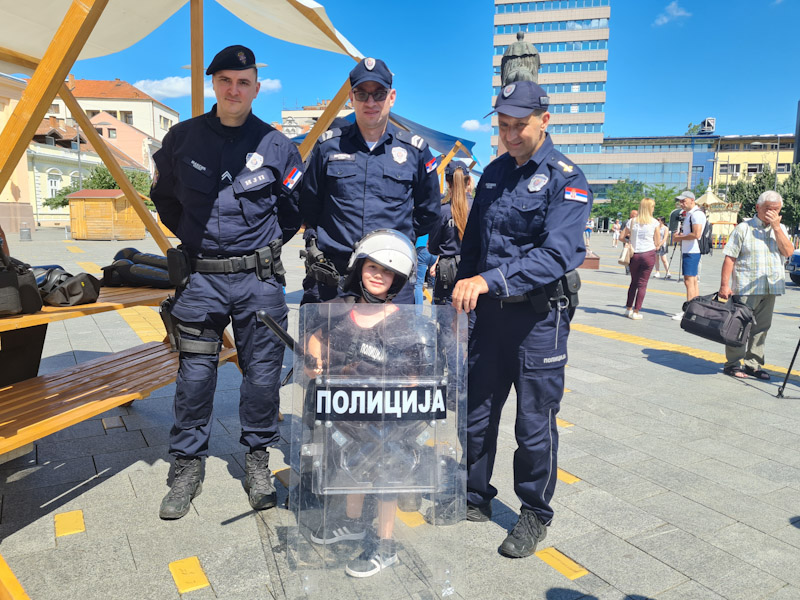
330,153,355,161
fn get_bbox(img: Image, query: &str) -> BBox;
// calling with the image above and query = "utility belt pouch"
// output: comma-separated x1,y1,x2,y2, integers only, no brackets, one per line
166,246,190,288
527,288,551,313
562,269,581,309
301,238,340,287
268,238,286,285
159,296,179,351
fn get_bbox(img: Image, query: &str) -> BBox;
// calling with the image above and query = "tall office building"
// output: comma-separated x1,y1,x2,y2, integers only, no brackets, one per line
492,0,611,159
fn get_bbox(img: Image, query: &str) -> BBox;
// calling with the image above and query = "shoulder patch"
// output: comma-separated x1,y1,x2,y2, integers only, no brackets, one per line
317,128,341,145
549,154,579,177
395,129,428,151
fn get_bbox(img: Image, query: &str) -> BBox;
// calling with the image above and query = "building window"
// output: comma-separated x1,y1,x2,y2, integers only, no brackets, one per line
746,164,763,174
49,103,60,114
719,164,741,175
720,143,738,150
107,128,117,139
120,111,134,125
777,163,791,173
780,142,795,149
44,135,55,146
692,166,704,172
160,115,173,130
95,127,103,136
494,18,609,35
48,175,60,198
86,110,100,118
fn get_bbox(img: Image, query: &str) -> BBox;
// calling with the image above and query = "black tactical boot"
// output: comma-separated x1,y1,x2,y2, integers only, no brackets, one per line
245,450,277,510
499,508,547,558
159,457,202,520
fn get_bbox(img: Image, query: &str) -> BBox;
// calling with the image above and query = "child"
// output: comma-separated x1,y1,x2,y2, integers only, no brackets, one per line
303,229,440,578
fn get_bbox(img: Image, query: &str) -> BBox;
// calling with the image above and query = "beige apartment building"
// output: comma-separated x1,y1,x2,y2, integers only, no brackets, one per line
491,0,610,160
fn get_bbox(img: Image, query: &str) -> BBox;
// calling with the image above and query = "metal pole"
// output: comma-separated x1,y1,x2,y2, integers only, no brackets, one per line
775,134,780,190
76,122,82,188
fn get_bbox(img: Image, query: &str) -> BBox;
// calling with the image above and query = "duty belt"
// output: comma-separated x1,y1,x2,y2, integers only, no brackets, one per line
500,271,581,312
192,254,259,274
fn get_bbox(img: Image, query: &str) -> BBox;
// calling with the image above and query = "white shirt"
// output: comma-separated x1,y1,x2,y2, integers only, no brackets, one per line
681,206,706,254
631,220,657,253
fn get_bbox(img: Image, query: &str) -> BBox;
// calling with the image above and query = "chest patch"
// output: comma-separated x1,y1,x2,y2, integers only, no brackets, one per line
528,174,548,193
246,152,263,171
392,147,408,164
241,172,270,191
484,182,497,190
330,153,355,161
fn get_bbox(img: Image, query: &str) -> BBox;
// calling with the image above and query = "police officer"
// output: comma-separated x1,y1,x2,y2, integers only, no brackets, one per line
151,45,303,519
299,57,441,304
452,81,592,558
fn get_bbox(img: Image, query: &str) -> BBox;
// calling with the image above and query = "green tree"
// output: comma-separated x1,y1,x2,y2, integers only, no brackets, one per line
778,164,800,230
647,183,680,219
45,166,152,210
591,179,645,220
692,178,708,198
685,123,701,135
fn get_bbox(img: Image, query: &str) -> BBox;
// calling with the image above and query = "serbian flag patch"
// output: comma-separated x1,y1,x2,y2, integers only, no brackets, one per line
283,167,302,190
425,157,437,174
565,187,588,203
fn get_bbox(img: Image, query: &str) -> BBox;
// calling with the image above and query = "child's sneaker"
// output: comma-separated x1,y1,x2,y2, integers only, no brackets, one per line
345,538,398,578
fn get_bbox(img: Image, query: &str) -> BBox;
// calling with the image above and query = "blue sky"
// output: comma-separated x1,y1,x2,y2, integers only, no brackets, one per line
69,0,800,167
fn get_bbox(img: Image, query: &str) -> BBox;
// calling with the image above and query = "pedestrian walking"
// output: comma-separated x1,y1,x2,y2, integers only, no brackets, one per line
618,198,661,319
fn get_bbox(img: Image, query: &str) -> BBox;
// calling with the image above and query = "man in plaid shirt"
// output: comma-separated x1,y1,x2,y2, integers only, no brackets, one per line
719,190,794,379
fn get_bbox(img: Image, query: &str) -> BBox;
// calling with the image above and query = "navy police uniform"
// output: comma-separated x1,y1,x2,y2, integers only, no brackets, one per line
151,49,303,459
459,83,592,529
299,58,441,304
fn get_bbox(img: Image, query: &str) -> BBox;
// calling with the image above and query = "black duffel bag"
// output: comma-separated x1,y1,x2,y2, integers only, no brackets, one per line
42,272,102,307
680,293,755,347
0,250,43,316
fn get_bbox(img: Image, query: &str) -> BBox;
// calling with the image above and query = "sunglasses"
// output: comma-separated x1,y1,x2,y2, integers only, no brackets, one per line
353,89,389,103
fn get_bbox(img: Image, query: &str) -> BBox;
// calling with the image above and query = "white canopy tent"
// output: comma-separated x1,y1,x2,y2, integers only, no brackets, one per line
0,0,363,255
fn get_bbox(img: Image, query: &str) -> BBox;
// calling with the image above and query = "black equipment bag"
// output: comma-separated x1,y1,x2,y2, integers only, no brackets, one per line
102,247,171,288
680,293,755,347
0,251,43,316
42,273,102,307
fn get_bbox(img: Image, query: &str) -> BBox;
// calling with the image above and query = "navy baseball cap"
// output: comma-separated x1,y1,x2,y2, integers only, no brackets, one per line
485,81,550,118
349,57,392,89
445,160,469,178
206,45,257,76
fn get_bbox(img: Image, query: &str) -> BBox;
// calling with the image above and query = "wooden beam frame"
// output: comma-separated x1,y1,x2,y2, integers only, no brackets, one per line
190,0,204,118
436,140,470,192
60,84,173,254
0,0,108,196
298,79,352,161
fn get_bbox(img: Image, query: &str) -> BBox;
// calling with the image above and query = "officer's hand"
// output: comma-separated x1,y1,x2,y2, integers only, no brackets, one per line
452,276,489,313
718,284,732,300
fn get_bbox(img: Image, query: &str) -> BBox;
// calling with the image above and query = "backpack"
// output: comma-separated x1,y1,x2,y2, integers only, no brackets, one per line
689,212,713,255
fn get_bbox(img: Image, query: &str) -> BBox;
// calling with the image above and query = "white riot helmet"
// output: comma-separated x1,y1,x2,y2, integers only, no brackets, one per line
341,229,416,302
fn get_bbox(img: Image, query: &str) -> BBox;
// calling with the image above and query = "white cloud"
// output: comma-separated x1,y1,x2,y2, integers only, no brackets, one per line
461,119,490,132
653,1,691,26
133,76,281,100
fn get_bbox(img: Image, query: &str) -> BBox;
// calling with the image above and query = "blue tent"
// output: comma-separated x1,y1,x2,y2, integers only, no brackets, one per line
291,111,481,168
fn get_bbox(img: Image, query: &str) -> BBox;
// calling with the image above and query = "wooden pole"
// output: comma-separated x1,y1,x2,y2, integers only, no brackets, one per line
0,0,108,195
60,84,173,254
190,0,204,118
298,79,351,161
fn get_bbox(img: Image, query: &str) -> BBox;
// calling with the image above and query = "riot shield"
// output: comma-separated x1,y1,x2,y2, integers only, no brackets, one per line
286,303,467,599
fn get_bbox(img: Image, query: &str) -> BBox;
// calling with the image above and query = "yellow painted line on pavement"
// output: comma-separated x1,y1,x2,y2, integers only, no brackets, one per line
273,467,290,489
76,261,102,274
397,510,426,528
118,306,165,343
54,510,85,537
556,418,574,428
582,279,685,297
65,245,85,253
536,547,589,580
169,557,210,594
0,552,30,600
571,323,800,377
557,469,580,484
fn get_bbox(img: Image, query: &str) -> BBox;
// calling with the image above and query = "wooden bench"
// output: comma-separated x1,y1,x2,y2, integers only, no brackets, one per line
0,341,237,457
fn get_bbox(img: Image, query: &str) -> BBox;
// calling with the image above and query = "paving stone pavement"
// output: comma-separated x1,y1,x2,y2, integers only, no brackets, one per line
2,228,800,599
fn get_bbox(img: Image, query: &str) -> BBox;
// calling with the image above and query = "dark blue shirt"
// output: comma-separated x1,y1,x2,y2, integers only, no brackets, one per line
428,201,462,258
299,122,441,262
458,134,593,298
150,105,303,257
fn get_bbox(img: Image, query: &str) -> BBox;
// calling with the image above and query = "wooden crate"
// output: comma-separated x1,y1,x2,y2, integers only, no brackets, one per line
68,189,146,240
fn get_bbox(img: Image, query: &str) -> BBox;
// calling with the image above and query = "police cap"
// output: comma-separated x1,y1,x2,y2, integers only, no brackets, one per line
485,80,550,118
349,57,392,89
444,160,469,178
206,45,257,76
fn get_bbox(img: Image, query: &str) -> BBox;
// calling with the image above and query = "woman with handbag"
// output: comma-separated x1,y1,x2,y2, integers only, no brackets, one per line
618,198,662,320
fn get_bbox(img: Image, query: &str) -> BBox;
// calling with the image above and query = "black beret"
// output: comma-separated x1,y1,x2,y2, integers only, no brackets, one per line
206,45,257,76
